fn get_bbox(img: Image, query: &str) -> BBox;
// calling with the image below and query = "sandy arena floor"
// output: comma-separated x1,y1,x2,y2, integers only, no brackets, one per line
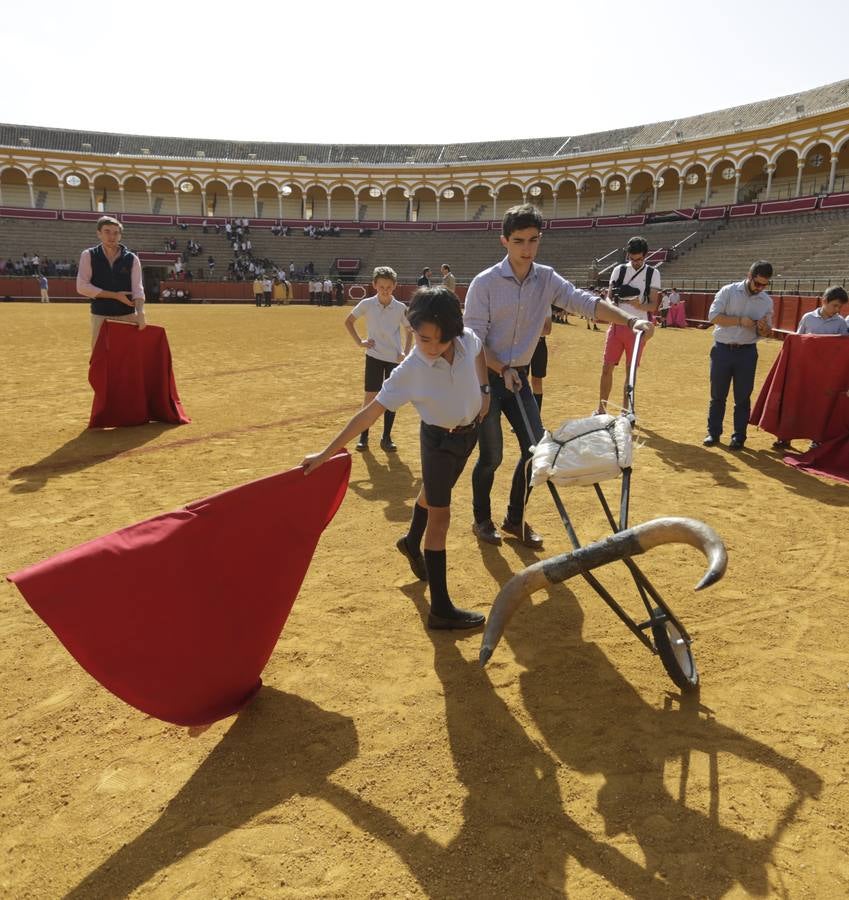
1,303,846,899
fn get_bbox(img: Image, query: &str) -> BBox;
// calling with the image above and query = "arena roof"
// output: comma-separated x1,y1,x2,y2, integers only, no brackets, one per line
3,79,849,166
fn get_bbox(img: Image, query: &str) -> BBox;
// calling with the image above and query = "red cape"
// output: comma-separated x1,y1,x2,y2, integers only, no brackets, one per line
89,321,190,428
783,437,849,484
750,333,849,441
8,454,351,726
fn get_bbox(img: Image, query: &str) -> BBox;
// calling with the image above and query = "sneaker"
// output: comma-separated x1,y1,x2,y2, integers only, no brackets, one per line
355,437,369,452
472,519,502,546
396,536,427,581
501,518,544,550
427,606,486,630
702,435,718,447
380,437,397,452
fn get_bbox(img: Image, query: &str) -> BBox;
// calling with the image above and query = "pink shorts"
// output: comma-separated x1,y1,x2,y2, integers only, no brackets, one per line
602,323,646,367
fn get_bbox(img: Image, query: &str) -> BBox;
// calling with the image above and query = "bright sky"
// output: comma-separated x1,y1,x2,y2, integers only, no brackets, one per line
4,0,847,146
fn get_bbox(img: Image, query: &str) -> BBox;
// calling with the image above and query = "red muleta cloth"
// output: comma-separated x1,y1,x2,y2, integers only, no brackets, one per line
750,333,849,441
7,454,351,726
89,321,191,428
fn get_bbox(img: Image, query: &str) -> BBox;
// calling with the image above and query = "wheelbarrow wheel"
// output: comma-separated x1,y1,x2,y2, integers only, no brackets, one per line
651,608,699,692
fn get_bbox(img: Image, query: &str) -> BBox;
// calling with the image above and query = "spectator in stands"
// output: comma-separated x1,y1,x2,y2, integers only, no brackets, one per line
464,204,653,550
703,260,774,451
417,267,431,287
208,256,215,277
344,265,413,452
441,264,456,293
796,286,849,335
39,273,50,303
289,261,295,280
31,253,41,274
323,276,333,306
76,215,146,349
594,236,660,416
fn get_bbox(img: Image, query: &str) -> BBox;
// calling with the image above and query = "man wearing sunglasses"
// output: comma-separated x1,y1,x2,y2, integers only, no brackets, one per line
703,261,774,450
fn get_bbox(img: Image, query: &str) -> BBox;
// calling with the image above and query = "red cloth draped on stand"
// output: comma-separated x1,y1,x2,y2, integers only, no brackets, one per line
750,334,849,441
89,321,190,428
751,333,849,482
7,454,351,726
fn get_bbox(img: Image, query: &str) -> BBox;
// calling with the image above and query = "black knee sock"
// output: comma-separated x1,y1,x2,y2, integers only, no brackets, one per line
406,503,428,557
533,393,543,412
359,428,369,442
424,549,453,615
382,410,396,439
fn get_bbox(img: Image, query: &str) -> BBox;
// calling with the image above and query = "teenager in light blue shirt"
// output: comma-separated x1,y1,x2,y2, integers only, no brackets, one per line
796,286,849,335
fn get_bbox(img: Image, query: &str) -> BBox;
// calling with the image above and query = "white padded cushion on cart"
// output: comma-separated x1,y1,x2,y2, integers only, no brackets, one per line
529,414,633,487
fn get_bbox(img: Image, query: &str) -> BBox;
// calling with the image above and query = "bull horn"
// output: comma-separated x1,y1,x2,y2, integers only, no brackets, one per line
480,517,726,666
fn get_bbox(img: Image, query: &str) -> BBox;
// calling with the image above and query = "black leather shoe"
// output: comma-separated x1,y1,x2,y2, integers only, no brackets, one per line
380,437,397,452
355,437,369,452
702,435,718,447
772,439,790,450
427,607,486,630
396,536,427,581
472,519,502,546
728,438,745,450
501,518,544,550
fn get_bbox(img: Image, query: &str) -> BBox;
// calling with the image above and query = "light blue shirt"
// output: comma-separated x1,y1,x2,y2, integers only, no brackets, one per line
464,257,598,368
796,307,849,335
708,280,773,345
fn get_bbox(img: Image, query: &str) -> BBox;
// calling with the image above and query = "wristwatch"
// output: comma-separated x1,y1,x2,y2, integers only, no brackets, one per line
480,384,491,394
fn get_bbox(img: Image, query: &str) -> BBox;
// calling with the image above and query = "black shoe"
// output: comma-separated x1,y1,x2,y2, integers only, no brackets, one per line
472,519,502,546
380,437,397,452
427,607,486,630
772,439,790,450
355,437,368,452
702,435,718,447
501,518,544,550
396,536,427,581
728,438,745,450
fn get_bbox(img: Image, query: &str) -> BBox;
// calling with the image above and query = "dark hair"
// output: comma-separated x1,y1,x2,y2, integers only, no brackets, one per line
749,260,773,279
502,203,543,237
626,236,648,255
822,285,848,304
407,287,464,342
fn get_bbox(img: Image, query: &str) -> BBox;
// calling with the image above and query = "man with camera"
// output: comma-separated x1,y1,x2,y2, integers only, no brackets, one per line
594,236,661,415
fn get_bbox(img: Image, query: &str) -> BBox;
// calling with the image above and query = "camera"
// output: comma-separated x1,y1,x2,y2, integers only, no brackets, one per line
608,283,641,305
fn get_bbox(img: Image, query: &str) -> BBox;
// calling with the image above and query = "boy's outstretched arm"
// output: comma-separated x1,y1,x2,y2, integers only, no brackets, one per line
301,399,387,474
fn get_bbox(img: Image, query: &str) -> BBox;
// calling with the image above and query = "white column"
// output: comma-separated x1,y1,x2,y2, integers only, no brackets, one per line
382,194,387,220
326,193,332,221
354,195,360,221
278,193,283,219
435,196,440,222
253,192,259,218
119,186,125,212
27,179,36,208
552,193,558,218
677,179,684,208
58,183,66,209
795,159,805,197
828,155,839,193
227,190,233,218
651,182,659,212
202,190,208,217
90,186,97,212
599,189,606,216
624,184,631,213
764,165,775,201
703,175,712,206
146,187,153,213
576,192,581,218
175,190,181,215
463,194,468,221
734,171,741,203
491,191,497,220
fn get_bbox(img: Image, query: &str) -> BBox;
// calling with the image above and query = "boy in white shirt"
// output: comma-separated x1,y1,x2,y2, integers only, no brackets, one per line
304,287,490,630
344,266,412,452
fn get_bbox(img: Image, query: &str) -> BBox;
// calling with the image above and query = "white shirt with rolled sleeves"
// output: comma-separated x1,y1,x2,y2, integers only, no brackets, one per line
350,295,410,364
463,258,597,369
376,328,483,428
708,280,773,344
608,262,661,320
